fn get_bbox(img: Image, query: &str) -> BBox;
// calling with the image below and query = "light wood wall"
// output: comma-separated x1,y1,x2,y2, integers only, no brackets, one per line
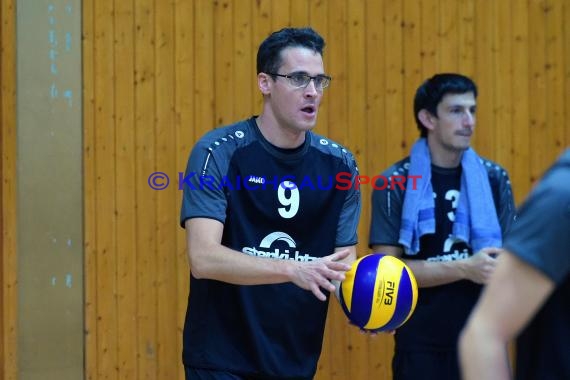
2,0,569,379
1,0,17,378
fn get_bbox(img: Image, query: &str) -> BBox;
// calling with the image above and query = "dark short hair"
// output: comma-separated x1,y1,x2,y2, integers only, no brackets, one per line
414,73,478,137
256,27,325,76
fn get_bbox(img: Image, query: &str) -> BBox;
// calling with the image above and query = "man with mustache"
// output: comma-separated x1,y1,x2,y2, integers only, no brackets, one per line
369,73,516,380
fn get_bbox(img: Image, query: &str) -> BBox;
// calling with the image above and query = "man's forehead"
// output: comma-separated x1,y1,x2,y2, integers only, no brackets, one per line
279,47,324,71
440,92,476,107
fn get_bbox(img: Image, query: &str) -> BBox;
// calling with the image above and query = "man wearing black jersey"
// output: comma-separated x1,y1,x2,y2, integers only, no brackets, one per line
369,73,516,380
180,28,361,380
460,149,570,380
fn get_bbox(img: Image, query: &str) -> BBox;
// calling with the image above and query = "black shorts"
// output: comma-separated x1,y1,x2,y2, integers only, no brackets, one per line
392,349,460,380
184,367,245,380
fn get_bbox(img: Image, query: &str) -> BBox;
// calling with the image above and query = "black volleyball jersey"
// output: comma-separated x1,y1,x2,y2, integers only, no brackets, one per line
369,158,515,351
180,117,361,379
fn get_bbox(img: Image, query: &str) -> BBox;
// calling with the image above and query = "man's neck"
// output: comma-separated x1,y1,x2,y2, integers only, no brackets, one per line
427,139,463,168
256,114,306,149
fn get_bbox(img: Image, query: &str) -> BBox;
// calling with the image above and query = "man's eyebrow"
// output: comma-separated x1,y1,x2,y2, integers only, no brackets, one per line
446,103,476,108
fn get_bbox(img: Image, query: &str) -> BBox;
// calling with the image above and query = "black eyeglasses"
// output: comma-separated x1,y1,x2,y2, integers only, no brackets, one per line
267,72,332,90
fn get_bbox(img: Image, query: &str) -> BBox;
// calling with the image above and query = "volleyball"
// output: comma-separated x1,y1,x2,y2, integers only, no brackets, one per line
339,253,418,332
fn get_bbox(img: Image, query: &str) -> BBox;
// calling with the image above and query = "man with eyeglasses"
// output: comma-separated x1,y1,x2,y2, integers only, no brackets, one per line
180,27,361,380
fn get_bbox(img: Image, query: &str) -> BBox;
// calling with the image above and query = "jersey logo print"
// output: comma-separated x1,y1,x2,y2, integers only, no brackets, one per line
242,231,318,262
259,232,296,248
248,176,266,184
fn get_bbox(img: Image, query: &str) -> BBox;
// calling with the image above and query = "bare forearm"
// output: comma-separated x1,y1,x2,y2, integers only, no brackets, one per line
459,324,510,380
372,244,467,287
403,259,466,287
189,240,294,285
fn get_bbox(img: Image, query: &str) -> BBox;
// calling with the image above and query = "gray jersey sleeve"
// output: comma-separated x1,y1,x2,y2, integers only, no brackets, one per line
180,140,228,227
335,154,361,247
504,158,570,284
368,164,407,248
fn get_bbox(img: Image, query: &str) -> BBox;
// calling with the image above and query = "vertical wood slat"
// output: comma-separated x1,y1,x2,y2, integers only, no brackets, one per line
325,1,349,379
173,1,193,379
458,0,475,78
251,0,271,114
438,0,459,72
528,0,548,185
364,3,393,379
347,1,369,379
308,0,329,138
420,0,438,78
155,1,178,379
134,0,158,378
384,1,405,168
0,0,17,378
511,0,530,203
309,3,331,377
290,0,310,26
114,1,137,379
194,0,215,139
565,1,570,149
93,0,118,378
472,0,494,158
214,0,234,126
545,0,565,166
402,0,422,153
493,0,513,171
83,0,97,378
233,0,253,121
271,0,291,30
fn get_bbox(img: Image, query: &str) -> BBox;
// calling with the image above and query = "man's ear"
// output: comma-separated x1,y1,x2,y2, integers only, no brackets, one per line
258,73,271,95
418,109,436,131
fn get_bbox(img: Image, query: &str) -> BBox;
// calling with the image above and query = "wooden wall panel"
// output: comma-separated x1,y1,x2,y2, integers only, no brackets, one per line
511,0,531,203
82,0,97,377
173,2,194,379
114,1,137,379
1,0,17,378
73,1,570,380
346,1,368,379
494,0,514,173
155,1,178,379
0,0,567,379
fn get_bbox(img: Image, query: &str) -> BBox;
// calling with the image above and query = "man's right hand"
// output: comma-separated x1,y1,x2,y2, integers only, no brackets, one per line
288,249,352,301
462,247,502,284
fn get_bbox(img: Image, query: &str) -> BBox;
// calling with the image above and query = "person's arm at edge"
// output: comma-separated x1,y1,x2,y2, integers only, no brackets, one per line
459,250,555,380
186,217,352,301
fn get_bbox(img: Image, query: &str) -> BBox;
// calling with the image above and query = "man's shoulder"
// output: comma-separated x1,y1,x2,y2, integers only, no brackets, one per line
476,156,511,187
308,132,359,167
195,118,255,151
382,157,411,177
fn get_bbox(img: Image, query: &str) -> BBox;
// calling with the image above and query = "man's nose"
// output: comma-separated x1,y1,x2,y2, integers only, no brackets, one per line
303,79,318,96
464,111,475,126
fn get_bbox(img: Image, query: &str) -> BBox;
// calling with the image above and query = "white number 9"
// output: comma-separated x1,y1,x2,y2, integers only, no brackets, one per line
278,181,299,219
